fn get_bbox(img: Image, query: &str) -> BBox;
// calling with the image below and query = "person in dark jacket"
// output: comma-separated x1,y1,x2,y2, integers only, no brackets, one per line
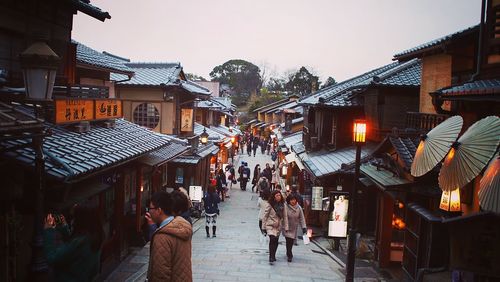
203,185,221,238
251,164,261,192
216,169,227,202
247,138,252,156
240,162,251,190
43,205,104,282
252,137,259,157
262,163,273,183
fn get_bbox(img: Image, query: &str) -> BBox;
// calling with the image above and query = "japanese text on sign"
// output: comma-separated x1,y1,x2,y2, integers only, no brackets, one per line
95,100,122,120
55,99,94,124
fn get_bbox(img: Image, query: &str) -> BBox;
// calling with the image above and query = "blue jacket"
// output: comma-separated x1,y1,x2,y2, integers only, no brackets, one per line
204,192,221,214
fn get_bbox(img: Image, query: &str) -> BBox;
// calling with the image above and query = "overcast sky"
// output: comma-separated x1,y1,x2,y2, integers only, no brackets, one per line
73,0,480,83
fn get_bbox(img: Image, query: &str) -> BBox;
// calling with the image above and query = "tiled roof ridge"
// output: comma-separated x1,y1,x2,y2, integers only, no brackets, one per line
301,61,399,104
252,98,292,113
125,62,181,69
102,51,130,62
70,0,111,21
436,78,500,96
394,24,479,59
72,40,134,75
184,80,211,92
372,58,420,84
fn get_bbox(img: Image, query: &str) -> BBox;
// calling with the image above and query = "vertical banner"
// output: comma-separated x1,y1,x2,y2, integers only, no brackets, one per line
189,186,203,202
180,108,194,132
328,193,349,238
311,186,323,210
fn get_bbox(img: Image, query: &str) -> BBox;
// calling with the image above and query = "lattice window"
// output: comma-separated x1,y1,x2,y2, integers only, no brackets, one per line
133,103,160,129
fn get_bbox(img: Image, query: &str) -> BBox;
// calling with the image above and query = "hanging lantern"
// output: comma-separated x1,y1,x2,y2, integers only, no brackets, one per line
353,119,367,144
439,188,461,212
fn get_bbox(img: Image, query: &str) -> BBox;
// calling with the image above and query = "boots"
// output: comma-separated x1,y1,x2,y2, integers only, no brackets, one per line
206,226,210,238
212,226,217,238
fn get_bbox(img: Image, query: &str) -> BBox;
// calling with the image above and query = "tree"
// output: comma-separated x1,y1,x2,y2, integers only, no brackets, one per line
266,77,286,92
186,73,207,81
321,76,337,89
209,59,262,94
285,66,320,96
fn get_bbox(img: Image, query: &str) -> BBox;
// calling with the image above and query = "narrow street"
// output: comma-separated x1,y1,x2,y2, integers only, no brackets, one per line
189,150,345,282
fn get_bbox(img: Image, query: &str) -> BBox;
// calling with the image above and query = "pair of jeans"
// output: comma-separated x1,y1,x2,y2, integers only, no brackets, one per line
285,237,294,259
269,235,279,260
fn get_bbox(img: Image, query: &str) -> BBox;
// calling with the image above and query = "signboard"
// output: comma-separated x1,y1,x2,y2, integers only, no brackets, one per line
55,99,94,123
95,99,122,120
55,99,123,124
175,168,184,184
311,186,323,211
180,108,193,132
328,193,349,238
189,186,203,202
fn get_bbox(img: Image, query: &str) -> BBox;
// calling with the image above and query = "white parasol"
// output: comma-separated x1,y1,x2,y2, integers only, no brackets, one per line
439,116,500,191
411,115,463,177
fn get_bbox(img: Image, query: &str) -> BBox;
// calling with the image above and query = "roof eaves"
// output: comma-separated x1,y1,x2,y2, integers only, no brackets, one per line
70,0,111,22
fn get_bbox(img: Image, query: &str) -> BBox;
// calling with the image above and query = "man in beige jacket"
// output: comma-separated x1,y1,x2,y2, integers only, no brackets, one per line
146,191,193,282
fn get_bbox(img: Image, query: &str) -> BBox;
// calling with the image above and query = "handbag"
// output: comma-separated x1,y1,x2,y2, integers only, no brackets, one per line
303,235,310,245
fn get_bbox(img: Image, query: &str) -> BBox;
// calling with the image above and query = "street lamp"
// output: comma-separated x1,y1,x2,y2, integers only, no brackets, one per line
19,40,59,279
346,119,366,282
20,41,60,101
200,127,209,144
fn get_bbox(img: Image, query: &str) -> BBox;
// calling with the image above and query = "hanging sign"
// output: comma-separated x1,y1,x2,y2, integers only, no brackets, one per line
55,99,94,123
189,186,203,202
311,186,323,211
180,108,194,132
95,99,122,120
328,193,349,237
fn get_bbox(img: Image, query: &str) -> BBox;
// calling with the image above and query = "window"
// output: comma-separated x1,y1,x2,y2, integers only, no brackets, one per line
133,103,160,129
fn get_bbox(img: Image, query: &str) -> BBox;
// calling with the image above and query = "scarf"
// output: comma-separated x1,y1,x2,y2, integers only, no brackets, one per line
272,202,284,219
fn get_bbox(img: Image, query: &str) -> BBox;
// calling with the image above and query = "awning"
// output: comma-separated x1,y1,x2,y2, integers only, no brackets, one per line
361,164,411,190
138,142,189,167
285,153,305,170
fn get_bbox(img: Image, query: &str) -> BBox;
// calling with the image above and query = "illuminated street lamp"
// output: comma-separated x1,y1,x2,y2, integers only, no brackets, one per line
346,119,367,282
200,127,209,144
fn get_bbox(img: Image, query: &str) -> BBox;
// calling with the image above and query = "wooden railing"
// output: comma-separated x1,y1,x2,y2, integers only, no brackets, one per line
406,112,449,132
53,84,109,98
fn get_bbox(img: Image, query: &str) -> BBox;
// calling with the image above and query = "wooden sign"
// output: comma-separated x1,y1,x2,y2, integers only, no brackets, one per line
311,186,323,211
95,99,122,120
55,99,94,124
180,108,193,132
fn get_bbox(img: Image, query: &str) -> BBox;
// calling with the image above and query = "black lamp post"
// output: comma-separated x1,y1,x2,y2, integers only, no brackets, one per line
346,119,366,282
20,40,59,279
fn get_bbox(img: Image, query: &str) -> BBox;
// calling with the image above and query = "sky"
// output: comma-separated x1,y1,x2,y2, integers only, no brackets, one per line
73,0,480,84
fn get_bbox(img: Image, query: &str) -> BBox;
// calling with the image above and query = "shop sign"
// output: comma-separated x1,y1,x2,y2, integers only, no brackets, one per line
55,99,94,123
180,108,193,132
95,99,122,120
328,193,349,238
311,186,323,211
55,99,123,124
189,186,203,202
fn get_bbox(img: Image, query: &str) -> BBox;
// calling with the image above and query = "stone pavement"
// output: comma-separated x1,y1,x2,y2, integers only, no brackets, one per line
106,150,347,281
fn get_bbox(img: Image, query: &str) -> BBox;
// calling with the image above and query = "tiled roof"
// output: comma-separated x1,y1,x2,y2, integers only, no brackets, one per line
300,59,421,107
389,136,419,170
111,63,182,86
210,125,237,137
283,132,302,149
435,79,500,98
171,143,219,164
252,98,291,113
300,62,398,105
361,163,411,187
194,123,225,142
298,143,376,178
272,101,298,114
73,40,134,75
2,118,171,181
180,80,211,95
280,117,304,128
70,0,111,21
138,141,189,167
394,25,479,59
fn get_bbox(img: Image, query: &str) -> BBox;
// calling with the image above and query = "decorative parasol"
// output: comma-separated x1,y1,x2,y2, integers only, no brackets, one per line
439,116,500,191
411,115,463,177
478,155,500,213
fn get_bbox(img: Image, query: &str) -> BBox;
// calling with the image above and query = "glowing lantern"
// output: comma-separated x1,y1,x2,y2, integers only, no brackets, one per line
439,188,461,212
353,120,367,144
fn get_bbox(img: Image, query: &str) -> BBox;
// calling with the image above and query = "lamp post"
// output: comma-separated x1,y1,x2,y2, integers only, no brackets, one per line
346,119,366,282
200,127,209,144
20,40,59,279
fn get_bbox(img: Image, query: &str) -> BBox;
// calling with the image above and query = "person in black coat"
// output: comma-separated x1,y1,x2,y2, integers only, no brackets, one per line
252,137,259,157
203,185,221,238
216,169,227,202
262,163,272,184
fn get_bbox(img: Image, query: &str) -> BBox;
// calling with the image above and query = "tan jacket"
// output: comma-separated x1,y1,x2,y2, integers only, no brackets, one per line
147,216,193,282
262,203,289,236
284,203,306,238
